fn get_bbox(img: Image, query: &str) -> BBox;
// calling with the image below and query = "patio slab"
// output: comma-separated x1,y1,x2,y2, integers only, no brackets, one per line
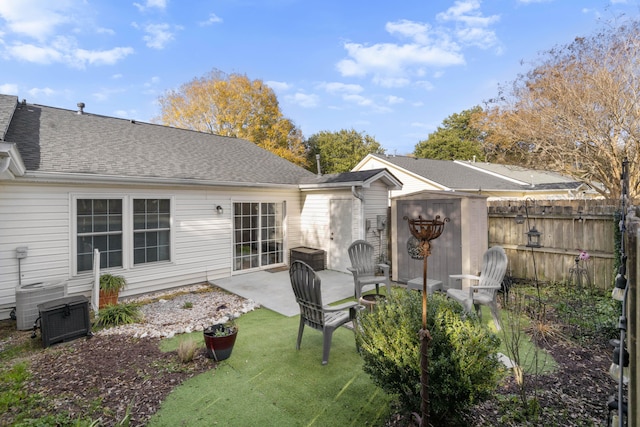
212,269,359,317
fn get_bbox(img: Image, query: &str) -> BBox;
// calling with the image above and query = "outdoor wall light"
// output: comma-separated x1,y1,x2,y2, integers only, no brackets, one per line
216,205,224,215
609,339,630,385
515,213,525,224
525,226,542,248
612,258,627,302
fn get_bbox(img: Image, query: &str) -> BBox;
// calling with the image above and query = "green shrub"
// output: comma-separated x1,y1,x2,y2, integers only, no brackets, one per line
97,303,142,328
356,290,503,424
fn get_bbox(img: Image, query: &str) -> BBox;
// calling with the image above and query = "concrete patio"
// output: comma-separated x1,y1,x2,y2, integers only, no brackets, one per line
212,268,363,317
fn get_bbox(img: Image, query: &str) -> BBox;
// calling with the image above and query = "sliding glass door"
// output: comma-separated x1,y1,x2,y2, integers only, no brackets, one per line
233,202,283,271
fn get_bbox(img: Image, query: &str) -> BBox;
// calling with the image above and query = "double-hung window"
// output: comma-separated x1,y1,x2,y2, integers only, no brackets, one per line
133,199,171,265
75,197,171,273
77,199,123,272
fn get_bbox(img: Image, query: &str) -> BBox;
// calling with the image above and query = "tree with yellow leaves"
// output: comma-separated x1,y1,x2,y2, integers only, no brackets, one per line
155,69,307,167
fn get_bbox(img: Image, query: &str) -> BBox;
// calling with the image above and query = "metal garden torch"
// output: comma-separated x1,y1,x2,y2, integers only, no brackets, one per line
405,214,449,427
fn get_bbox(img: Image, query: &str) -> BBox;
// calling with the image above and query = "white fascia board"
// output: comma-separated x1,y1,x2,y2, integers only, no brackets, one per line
19,171,301,189
0,142,26,177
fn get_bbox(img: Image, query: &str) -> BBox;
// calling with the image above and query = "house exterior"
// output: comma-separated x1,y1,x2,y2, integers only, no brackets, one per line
353,153,595,200
0,95,400,318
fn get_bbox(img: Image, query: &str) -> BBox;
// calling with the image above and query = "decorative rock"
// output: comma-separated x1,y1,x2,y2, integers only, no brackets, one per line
96,284,259,338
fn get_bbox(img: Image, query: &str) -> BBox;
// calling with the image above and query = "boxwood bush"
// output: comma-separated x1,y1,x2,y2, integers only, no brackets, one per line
356,289,503,424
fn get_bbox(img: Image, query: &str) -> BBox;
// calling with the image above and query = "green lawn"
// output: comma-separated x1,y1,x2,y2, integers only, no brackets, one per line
153,308,391,426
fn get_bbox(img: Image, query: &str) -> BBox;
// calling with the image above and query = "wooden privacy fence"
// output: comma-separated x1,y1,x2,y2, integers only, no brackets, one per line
488,200,619,290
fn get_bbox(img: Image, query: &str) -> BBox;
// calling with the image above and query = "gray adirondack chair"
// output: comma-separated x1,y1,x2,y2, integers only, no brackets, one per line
347,240,391,300
289,260,359,365
446,246,508,330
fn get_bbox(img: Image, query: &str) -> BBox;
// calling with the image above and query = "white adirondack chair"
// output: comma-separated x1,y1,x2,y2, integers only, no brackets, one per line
446,246,508,330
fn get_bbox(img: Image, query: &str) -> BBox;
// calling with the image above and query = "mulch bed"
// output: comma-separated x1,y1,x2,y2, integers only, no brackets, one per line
4,334,212,426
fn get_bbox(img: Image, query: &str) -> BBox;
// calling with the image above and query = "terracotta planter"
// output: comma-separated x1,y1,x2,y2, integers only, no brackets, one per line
98,289,119,308
203,324,238,361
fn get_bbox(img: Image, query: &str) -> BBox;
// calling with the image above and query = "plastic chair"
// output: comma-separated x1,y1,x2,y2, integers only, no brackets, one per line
289,260,358,365
446,246,508,330
347,240,391,300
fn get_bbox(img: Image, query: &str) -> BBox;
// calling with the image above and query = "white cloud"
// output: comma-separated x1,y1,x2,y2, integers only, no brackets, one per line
436,0,500,50
321,82,363,94
0,0,75,42
145,76,161,86
266,80,291,91
199,13,223,26
387,95,404,105
114,109,138,118
96,27,116,36
133,0,168,12
286,92,318,108
112,73,123,79
415,80,435,90
337,3,501,87
75,46,135,66
4,36,133,68
6,42,62,64
27,87,55,97
372,76,410,88
139,23,177,49
92,87,125,102
0,83,19,95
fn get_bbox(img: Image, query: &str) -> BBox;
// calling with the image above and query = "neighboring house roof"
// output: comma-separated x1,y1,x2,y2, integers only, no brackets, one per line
353,154,585,195
453,160,578,186
298,168,402,190
1,95,316,187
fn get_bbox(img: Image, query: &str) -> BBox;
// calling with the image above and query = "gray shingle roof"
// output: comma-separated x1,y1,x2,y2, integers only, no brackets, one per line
0,95,17,141
299,168,396,185
4,100,316,186
369,154,582,191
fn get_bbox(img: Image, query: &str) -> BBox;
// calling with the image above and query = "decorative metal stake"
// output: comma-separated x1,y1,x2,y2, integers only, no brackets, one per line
405,214,449,427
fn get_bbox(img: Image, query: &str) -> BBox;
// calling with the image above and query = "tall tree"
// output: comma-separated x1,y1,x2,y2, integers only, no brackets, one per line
413,106,486,160
155,69,307,166
479,21,640,200
305,129,384,174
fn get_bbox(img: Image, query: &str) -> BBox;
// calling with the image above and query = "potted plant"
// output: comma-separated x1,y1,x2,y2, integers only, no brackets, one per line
99,273,127,309
203,320,238,361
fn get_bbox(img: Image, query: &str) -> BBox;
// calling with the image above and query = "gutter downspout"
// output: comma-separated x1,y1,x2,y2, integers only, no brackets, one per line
0,157,10,175
352,185,365,239
352,185,363,200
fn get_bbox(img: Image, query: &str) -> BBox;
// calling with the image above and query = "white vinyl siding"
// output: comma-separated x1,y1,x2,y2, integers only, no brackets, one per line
0,182,302,310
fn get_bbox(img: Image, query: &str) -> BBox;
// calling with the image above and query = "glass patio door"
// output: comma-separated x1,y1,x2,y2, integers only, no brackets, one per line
233,202,283,271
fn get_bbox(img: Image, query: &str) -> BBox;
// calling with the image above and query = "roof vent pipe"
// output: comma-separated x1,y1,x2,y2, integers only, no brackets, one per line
316,154,322,176
77,102,85,115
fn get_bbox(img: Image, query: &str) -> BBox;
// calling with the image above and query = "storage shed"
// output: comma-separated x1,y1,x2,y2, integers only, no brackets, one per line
391,190,489,285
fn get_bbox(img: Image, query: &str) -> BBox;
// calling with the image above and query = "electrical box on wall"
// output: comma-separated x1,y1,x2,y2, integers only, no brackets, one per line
376,215,387,231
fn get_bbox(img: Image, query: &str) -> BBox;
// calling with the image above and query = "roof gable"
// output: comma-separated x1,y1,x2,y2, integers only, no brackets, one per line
356,154,583,192
4,100,316,186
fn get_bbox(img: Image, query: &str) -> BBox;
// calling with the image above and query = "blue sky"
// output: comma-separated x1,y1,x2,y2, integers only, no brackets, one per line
0,0,637,156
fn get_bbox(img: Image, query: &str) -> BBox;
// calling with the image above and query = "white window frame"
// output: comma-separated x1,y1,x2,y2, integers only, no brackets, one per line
71,194,175,276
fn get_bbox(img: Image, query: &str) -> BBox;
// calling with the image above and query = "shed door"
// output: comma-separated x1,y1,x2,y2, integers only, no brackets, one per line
396,199,461,284
329,199,352,272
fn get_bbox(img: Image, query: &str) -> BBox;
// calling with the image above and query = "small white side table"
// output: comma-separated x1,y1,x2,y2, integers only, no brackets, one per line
406,277,443,294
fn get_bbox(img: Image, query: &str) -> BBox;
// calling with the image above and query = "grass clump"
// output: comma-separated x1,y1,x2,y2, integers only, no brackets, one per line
356,289,504,425
97,303,142,328
177,338,200,363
